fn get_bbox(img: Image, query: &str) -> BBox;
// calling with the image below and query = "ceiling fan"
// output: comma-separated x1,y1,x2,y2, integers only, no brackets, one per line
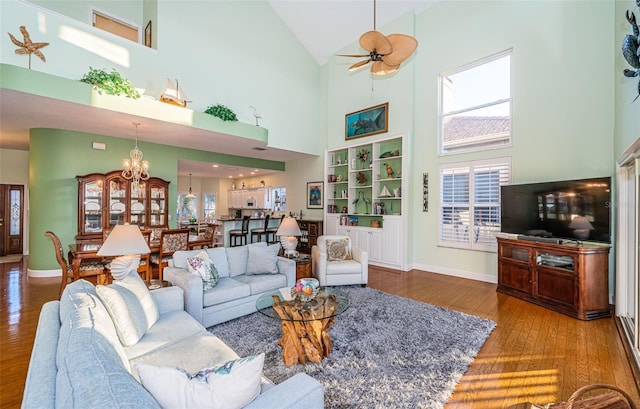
340,0,418,76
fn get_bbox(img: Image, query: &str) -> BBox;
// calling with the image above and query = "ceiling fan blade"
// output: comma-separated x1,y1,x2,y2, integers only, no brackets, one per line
337,53,371,58
349,59,372,72
359,30,392,54
371,60,399,76
383,34,418,66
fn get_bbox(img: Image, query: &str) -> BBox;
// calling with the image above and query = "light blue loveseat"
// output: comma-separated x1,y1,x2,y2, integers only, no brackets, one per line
22,273,323,408
164,241,296,328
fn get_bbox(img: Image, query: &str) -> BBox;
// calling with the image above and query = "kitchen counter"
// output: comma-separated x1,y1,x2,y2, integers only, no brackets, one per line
214,218,323,246
217,218,280,246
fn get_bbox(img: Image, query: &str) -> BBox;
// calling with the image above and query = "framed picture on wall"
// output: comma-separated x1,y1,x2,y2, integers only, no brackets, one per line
345,102,388,140
306,181,323,209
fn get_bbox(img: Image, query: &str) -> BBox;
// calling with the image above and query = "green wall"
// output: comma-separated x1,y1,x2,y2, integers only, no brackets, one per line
2,0,627,284
325,0,616,282
28,128,284,271
614,0,640,157
1,0,323,155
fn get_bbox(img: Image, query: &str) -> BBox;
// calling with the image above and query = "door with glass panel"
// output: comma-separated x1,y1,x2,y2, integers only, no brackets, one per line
0,184,24,255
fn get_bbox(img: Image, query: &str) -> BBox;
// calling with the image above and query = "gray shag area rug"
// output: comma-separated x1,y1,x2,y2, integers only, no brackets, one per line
209,286,496,409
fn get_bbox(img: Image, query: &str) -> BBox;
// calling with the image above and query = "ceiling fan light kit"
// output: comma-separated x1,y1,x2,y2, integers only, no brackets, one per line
341,1,418,76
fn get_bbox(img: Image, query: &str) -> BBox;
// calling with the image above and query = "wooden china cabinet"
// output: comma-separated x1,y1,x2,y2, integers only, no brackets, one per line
76,170,170,244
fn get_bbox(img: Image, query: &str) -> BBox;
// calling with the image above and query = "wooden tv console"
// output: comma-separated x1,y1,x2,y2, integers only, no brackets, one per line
496,237,611,320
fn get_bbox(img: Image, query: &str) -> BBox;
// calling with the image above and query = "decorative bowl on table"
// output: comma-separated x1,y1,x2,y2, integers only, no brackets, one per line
292,278,319,302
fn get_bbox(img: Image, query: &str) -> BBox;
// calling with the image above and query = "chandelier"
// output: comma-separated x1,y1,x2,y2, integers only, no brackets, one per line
122,122,150,189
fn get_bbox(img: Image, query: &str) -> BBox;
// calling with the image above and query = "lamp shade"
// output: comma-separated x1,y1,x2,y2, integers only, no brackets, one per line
97,224,150,256
568,216,594,230
275,217,302,237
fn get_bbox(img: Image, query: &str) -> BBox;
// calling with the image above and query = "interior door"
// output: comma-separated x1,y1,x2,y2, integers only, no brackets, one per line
0,184,24,256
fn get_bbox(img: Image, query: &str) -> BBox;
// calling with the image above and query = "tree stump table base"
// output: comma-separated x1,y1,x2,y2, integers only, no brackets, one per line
271,293,339,366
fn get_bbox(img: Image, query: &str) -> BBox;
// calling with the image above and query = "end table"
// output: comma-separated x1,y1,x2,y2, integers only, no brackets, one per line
293,254,312,280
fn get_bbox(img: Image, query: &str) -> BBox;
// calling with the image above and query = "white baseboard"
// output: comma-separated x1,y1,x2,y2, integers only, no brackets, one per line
409,262,498,284
28,268,61,278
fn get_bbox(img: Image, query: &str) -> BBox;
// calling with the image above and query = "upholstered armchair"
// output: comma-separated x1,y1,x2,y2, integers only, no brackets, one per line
312,235,368,286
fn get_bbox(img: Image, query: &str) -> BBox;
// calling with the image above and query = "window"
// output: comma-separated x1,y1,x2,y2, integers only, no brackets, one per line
178,194,197,221
439,51,511,155
439,158,511,251
271,187,287,212
203,194,216,221
92,9,139,43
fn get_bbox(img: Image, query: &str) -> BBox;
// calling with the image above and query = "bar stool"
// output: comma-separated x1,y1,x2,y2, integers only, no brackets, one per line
229,216,250,246
266,215,284,244
250,215,270,243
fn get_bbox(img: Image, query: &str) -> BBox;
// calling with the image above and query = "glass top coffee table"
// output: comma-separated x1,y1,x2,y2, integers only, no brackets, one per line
256,287,349,366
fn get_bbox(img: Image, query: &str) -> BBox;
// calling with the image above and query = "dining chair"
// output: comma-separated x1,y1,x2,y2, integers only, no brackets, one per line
266,215,284,244
228,216,250,247
189,223,219,249
45,231,106,297
203,223,219,248
150,228,189,281
250,215,270,243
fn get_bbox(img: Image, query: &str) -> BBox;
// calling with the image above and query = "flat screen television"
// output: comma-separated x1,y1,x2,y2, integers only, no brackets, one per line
500,177,611,243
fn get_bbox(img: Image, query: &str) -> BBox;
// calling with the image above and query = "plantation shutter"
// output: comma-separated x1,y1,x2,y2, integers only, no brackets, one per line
439,158,511,251
473,161,510,249
440,166,470,244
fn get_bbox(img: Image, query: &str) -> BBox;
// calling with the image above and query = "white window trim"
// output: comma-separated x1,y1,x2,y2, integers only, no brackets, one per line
438,157,511,252
438,49,513,156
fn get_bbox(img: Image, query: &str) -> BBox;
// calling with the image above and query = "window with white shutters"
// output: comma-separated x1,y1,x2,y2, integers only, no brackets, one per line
439,158,511,251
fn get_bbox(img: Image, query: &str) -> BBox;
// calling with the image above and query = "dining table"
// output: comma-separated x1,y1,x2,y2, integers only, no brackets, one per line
68,235,212,282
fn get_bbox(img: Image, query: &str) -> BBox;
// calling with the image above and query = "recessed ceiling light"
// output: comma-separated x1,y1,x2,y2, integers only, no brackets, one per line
212,164,219,168
253,169,259,172
228,176,233,178
239,174,244,177
250,172,255,175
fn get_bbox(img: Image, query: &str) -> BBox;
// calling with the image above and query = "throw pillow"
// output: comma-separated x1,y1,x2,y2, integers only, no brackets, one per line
326,238,352,261
225,245,249,277
187,251,219,290
96,271,159,346
246,243,281,275
136,353,265,409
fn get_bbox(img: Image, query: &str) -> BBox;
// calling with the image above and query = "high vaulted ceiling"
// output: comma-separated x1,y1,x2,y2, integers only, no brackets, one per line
270,0,437,65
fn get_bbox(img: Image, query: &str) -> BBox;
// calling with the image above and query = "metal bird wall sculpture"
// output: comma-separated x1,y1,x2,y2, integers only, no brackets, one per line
8,26,49,69
622,0,640,101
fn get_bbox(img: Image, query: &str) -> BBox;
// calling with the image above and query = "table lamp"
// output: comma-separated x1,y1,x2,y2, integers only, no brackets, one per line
568,216,594,241
97,224,150,280
275,217,302,258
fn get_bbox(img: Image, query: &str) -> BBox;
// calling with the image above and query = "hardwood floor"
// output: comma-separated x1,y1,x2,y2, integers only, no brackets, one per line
1,258,638,408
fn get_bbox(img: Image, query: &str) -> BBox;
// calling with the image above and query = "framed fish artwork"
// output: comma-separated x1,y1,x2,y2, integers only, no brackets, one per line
345,102,388,140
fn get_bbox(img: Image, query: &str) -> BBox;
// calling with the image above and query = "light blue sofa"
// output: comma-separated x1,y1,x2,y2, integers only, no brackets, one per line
22,275,323,408
164,242,296,328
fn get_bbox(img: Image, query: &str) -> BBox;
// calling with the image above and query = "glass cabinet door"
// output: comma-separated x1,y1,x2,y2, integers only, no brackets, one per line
77,171,170,244
108,177,127,228
82,178,104,235
149,181,167,226
130,181,147,228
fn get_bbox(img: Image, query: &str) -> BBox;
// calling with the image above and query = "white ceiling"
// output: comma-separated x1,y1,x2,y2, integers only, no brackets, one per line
0,0,437,178
270,0,437,65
